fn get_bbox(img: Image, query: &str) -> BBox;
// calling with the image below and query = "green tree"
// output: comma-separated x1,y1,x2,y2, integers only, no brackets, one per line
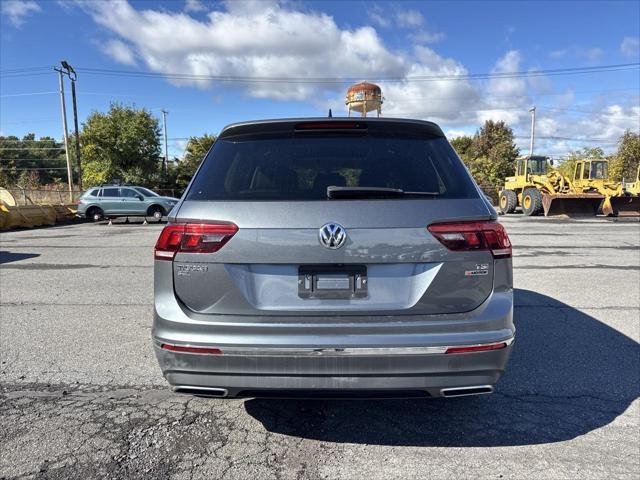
172,133,217,191
449,135,473,161
557,146,605,179
461,121,519,196
80,104,161,186
609,130,640,182
0,134,66,187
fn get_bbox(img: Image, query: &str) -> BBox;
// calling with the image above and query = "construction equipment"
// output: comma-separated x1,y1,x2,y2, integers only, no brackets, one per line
0,187,76,230
499,155,603,217
572,159,639,216
624,165,640,196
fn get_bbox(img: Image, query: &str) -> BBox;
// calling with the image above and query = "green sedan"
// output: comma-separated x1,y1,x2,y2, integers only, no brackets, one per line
77,185,180,221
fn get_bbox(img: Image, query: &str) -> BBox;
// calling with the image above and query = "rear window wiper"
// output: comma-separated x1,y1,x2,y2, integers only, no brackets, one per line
327,186,440,199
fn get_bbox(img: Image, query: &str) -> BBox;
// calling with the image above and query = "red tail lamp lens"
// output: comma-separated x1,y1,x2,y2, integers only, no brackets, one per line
427,221,512,258
154,223,238,260
161,344,222,355
445,342,507,354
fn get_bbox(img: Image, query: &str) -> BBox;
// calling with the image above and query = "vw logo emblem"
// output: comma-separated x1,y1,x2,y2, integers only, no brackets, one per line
319,223,347,249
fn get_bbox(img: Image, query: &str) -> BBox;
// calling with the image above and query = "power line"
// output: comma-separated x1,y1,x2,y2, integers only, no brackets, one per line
0,158,66,162
538,106,640,115
0,147,65,150
0,66,51,73
0,140,64,144
0,118,60,125
4,167,68,171
0,91,57,98
513,135,619,143
69,62,639,84
0,72,54,79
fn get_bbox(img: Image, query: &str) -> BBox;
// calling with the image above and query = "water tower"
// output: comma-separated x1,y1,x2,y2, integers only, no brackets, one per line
345,81,383,117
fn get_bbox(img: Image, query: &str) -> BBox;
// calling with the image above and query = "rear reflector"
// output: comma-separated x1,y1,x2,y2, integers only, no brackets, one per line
427,221,512,258
445,342,507,354
295,121,367,130
161,344,223,355
154,222,238,260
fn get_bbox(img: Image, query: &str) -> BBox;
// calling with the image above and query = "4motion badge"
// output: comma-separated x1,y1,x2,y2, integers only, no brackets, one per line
465,264,489,277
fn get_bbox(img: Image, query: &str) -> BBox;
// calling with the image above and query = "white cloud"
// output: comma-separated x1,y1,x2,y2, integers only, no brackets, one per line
479,50,529,125
526,69,554,94
369,5,431,32
78,0,406,100
574,104,640,140
184,0,207,13
549,48,567,59
1,0,41,27
620,36,640,58
395,9,423,29
380,46,480,123
410,30,446,44
582,47,604,61
71,1,638,156
367,4,389,28
549,45,603,61
102,39,137,65
445,128,475,139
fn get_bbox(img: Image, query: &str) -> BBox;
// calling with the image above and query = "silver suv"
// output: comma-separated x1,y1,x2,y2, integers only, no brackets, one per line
77,185,179,221
152,118,514,399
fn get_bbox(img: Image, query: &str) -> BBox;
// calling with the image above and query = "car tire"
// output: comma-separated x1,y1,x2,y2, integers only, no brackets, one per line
499,190,517,214
522,188,543,216
148,206,165,222
86,206,104,222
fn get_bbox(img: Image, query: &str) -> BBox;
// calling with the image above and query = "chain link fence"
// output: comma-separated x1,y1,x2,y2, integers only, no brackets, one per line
3,186,183,206
5,187,83,206
475,180,501,206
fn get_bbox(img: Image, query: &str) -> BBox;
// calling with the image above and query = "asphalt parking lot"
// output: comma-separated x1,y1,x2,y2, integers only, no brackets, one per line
1,215,638,479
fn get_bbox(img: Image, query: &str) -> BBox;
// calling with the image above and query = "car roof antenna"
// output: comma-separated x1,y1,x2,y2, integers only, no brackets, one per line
328,108,332,118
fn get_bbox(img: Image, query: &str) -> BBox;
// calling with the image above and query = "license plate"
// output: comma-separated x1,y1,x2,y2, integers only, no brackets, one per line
298,265,368,299
316,275,350,290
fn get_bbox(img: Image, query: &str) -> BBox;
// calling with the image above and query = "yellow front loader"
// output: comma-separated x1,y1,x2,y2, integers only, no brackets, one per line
499,156,603,217
624,165,640,196
572,159,639,216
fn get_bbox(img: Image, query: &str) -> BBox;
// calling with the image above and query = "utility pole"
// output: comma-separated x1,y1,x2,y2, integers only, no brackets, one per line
55,67,73,202
61,61,82,190
161,109,168,178
529,106,536,156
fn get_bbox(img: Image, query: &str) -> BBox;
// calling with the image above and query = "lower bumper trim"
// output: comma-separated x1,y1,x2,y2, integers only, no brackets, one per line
156,336,514,357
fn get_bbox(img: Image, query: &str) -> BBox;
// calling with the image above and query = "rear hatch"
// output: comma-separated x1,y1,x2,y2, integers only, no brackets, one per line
164,119,502,317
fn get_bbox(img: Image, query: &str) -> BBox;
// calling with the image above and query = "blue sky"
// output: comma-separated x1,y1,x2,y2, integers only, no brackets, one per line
1,0,639,159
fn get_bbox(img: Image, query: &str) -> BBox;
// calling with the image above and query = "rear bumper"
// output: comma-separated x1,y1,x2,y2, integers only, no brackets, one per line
154,342,513,398
153,257,514,398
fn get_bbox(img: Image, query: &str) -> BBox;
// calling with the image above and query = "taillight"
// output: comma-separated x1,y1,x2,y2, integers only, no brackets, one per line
427,221,512,259
161,344,222,355
445,342,507,354
154,223,238,260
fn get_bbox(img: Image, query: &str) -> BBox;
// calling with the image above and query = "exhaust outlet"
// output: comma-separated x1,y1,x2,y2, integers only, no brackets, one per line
173,386,229,398
440,385,494,398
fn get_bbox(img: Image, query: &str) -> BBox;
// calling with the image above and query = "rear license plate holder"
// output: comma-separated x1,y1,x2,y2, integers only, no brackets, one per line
298,265,368,299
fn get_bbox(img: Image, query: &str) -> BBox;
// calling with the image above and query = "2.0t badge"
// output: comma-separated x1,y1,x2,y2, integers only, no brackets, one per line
319,223,347,249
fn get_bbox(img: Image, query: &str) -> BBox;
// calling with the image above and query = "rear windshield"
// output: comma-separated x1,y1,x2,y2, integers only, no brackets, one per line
186,135,478,201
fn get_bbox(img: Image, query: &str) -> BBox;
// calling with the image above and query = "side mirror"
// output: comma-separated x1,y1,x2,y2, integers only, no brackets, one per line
136,195,144,201
549,159,554,166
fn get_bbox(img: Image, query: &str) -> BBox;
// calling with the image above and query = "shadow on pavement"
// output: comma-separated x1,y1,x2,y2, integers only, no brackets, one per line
244,288,639,447
0,251,40,265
